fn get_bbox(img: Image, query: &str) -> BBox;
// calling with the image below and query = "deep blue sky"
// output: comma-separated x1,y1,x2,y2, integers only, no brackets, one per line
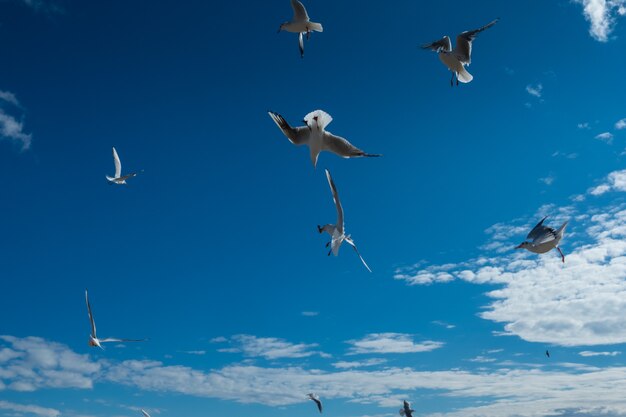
2,1,626,417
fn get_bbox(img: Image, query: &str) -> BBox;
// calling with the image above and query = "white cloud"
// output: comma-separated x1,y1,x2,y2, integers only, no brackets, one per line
526,84,543,98
301,311,319,317
539,175,555,186
579,350,621,357
0,91,20,107
0,401,59,417
589,169,626,195
346,333,443,355
575,0,626,41
616,118,626,129
0,90,32,150
578,122,591,129
432,320,456,329
595,132,614,143
468,356,496,363
182,350,206,355
332,358,387,369
217,335,328,359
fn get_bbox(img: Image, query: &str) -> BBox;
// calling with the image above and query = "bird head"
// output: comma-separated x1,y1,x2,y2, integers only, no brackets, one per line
515,242,530,249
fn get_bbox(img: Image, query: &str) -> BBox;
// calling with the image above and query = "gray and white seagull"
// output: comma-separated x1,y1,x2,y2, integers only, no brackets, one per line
268,110,381,168
85,289,146,349
422,19,499,86
515,216,568,263
277,0,323,58
318,169,372,272
307,393,323,413
106,147,138,185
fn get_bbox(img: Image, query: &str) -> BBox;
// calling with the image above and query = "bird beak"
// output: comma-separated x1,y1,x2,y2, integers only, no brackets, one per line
515,243,524,249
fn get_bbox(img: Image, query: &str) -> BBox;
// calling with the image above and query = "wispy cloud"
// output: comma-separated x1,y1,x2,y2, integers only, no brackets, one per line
589,169,626,195
301,311,319,317
574,0,626,42
0,401,59,417
525,84,543,98
432,320,456,329
332,358,387,369
595,131,614,143
17,0,64,14
0,90,32,150
579,351,621,357
216,335,329,359
539,175,555,186
346,333,443,355
616,118,626,130
578,122,591,130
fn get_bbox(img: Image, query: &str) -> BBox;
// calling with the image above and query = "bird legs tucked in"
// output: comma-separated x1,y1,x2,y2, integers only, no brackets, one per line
557,247,565,263
450,72,459,87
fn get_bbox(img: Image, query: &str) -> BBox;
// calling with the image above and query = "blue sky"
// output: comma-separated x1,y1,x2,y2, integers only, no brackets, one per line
2,0,626,417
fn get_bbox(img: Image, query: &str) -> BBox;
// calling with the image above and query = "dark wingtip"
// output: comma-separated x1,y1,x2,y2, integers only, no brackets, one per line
364,153,382,158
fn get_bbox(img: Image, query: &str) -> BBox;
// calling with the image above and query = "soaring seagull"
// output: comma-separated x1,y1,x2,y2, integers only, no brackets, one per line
422,19,499,86
277,0,323,57
85,289,146,349
141,410,151,417
307,393,323,413
515,216,568,263
399,400,415,417
268,110,381,168
318,169,372,272
106,147,138,185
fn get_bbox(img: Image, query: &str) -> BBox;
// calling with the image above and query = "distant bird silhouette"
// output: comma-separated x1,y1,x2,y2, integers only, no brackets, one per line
515,216,568,263
307,393,322,413
546,350,550,358
399,400,414,417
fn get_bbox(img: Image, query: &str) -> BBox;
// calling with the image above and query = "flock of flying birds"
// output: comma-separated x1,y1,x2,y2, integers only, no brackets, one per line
90,0,571,415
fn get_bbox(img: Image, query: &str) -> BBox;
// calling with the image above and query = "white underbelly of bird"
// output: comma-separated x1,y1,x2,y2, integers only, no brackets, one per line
439,52,473,83
282,21,322,33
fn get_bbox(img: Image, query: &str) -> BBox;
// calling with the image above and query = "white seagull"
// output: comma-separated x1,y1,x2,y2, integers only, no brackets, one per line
85,289,146,349
307,393,323,413
141,410,151,417
277,0,323,58
422,19,499,86
268,110,381,168
106,147,138,185
318,169,372,272
515,216,568,263
399,400,415,417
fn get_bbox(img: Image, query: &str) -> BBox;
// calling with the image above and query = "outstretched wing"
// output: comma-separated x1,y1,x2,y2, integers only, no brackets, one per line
112,147,122,178
268,111,310,145
322,131,381,159
325,170,344,233
527,216,549,240
345,237,372,273
291,0,309,21
99,338,147,343
455,18,498,64
421,36,452,52
85,289,97,338
141,410,151,417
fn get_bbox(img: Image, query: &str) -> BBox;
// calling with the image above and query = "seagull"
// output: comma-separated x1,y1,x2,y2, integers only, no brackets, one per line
141,410,151,417
307,393,323,413
546,350,550,358
277,0,323,58
268,110,381,168
106,147,138,185
422,19,499,86
318,169,372,272
399,400,414,417
85,289,146,349
515,216,568,263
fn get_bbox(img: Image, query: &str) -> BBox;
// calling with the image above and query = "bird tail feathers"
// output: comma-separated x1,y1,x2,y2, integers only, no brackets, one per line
457,67,473,83
308,22,323,32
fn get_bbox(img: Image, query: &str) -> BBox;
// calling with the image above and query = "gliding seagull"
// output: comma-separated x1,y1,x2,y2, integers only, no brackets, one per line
422,19,499,86
515,216,568,263
277,0,323,58
307,393,323,413
399,400,414,417
141,410,151,417
268,110,381,168
106,147,138,185
85,289,146,349
318,170,372,272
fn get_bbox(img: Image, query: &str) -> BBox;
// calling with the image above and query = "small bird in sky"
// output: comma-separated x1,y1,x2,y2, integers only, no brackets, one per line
268,110,381,168
399,400,415,417
546,350,550,358
422,19,499,86
277,0,323,57
106,147,139,185
515,216,568,263
85,289,146,349
307,393,323,413
318,170,372,272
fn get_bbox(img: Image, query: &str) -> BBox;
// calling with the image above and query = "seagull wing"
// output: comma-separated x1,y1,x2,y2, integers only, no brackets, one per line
141,410,151,417
325,170,344,233
268,111,310,145
314,398,323,413
527,216,549,240
85,289,97,338
99,338,147,343
455,19,498,64
291,0,309,21
421,36,451,52
345,237,372,273
322,131,381,159
112,147,122,178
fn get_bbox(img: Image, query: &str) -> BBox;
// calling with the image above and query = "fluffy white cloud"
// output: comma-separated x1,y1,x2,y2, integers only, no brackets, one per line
526,84,543,98
0,401,59,417
595,132,614,143
346,333,443,355
616,118,626,130
589,169,626,195
575,0,626,41
216,334,329,359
